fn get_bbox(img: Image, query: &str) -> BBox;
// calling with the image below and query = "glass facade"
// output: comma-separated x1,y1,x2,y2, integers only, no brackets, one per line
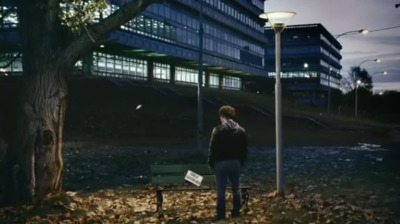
142,3,264,66
175,67,204,86
203,0,264,33
0,0,259,91
0,6,18,28
153,63,170,83
0,52,22,74
209,73,219,88
268,71,318,79
266,24,343,92
93,52,147,80
222,76,241,90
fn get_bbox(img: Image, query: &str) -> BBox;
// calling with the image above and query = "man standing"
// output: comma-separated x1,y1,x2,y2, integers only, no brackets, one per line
208,105,248,221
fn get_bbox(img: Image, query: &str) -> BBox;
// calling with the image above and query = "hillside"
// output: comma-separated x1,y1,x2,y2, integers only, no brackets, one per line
1,76,399,148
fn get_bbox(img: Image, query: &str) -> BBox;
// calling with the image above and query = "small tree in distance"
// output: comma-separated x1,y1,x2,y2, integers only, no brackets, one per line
341,66,373,93
3,0,160,205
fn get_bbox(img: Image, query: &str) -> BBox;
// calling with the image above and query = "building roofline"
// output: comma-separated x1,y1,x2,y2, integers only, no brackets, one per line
264,23,342,49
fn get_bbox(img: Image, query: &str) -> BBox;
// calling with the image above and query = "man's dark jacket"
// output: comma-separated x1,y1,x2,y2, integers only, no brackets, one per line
208,119,248,168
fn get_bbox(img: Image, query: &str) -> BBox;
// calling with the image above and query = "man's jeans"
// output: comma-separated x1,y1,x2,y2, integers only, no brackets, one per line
215,160,241,219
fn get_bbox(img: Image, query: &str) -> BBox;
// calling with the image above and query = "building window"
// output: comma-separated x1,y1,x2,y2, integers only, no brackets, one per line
222,76,241,90
175,67,205,86
0,6,19,27
120,14,176,43
269,71,317,79
153,63,170,83
93,52,147,80
209,73,219,88
0,52,22,75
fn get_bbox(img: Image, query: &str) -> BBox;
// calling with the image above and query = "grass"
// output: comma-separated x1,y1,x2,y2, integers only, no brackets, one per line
1,76,399,148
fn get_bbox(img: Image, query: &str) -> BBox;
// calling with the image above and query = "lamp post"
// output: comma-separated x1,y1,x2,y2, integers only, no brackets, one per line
259,11,295,195
303,62,310,78
197,0,204,153
327,29,368,117
354,59,381,118
371,71,387,94
355,80,362,119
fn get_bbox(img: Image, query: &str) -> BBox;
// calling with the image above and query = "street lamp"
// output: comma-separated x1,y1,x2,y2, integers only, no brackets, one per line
335,29,369,39
354,58,381,118
327,29,368,117
358,58,380,67
371,71,388,94
371,71,388,77
259,11,296,196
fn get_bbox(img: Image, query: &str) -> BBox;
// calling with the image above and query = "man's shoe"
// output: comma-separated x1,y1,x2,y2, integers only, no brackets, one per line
231,210,240,218
232,214,240,218
211,217,225,223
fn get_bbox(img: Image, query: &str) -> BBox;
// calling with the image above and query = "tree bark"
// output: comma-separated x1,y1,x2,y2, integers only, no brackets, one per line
4,69,67,204
2,0,157,205
1,0,66,204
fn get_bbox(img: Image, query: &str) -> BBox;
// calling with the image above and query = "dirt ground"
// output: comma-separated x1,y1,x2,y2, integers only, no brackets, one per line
1,140,399,223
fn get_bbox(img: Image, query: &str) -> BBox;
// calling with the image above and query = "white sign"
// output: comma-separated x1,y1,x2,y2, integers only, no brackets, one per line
184,170,203,186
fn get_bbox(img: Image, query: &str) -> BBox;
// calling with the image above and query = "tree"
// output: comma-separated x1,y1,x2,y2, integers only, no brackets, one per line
340,66,373,93
3,0,158,205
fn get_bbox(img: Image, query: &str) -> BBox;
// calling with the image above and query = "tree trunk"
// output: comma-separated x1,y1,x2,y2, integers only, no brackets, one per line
4,69,67,204
0,0,155,205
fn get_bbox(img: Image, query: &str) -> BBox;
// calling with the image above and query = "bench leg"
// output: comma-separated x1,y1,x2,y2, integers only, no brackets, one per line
241,189,249,211
156,190,163,213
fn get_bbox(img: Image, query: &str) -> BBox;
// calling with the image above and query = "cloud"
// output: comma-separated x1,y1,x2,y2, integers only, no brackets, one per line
265,0,400,91
363,33,400,46
373,82,400,92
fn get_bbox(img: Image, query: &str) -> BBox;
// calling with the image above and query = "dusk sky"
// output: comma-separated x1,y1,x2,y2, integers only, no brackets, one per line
264,0,400,92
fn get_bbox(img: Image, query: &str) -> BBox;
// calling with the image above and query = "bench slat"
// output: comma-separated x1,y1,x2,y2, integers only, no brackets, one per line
151,164,212,175
152,175,216,185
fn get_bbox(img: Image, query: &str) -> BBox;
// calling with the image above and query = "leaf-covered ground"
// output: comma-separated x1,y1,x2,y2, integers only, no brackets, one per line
1,143,399,223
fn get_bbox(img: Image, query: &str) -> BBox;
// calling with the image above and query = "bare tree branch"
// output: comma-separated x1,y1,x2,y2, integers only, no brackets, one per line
0,5,17,25
82,24,96,43
0,52,21,69
57,0,162,67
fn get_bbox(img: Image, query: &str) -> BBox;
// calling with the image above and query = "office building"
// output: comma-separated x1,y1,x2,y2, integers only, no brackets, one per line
264,24,343,105
0,2,342,106
0,0,267,91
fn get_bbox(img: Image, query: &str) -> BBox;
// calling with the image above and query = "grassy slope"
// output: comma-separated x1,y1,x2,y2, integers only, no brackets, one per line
1,76,398,148
1,77,399,223
64,77,398,148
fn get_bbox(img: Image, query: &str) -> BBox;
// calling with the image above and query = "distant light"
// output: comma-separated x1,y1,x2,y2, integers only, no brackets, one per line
257,91,260,94
361,29,369,35
375,59,381,63
0,68,7,76
305,74,310,78
383,71,388,75
100,45,105,48
303,63,308,68
136,104,142,110
357,80,362,85
379,92,384,95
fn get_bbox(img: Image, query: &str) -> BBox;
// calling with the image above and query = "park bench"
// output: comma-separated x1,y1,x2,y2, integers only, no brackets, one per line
150,164,250,213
